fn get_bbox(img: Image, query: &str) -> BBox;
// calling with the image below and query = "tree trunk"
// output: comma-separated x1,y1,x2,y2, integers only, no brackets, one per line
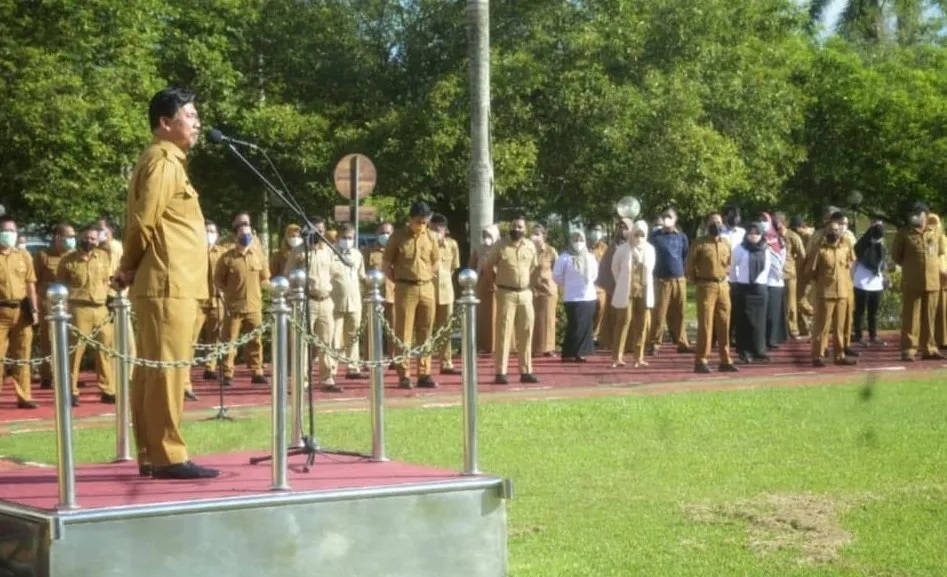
467,0,494,256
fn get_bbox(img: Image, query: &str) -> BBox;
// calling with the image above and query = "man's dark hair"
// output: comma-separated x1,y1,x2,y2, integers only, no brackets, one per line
829,211,846,223
0,215,15,227
430,213,448,227
338,222,354,234
311,216,326,227
149,87,197,131
53,222,74,237
409,202,432,218
511,214,527,224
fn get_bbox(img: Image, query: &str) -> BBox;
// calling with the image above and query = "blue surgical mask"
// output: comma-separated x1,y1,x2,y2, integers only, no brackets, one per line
64,237,77,251
759,221,771,234
0,231,16,248
378,233,390,247
238,233,252,247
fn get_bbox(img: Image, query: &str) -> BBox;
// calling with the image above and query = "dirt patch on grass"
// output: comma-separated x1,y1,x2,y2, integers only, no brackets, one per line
685,493,852,565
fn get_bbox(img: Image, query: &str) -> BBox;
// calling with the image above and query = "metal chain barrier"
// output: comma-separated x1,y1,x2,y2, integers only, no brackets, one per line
0,310,115,368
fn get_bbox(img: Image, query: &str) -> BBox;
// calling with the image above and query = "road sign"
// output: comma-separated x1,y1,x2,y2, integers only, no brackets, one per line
334,205,379,223
333,154,377,200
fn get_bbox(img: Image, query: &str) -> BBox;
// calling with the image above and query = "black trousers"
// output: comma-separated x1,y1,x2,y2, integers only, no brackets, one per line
853,289,882,340
732,283,768,358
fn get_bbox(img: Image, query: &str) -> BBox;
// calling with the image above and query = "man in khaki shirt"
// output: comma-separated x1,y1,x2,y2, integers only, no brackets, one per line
0,215,39,409
487,215,540,384
892,202,946,362
286,216,338,391
195,220,225,387
331,223,365,380
57,226,115,406
361,222,396,359
430,214,460,374
774,212,806,340
804,220,857,367
116,87,216,479
34,223,75,389
589,223,610,347
215,223,270,386
383,202,440,389
685,213,737,374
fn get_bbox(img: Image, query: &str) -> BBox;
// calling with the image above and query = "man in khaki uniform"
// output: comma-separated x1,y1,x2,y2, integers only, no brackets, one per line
116,87,216,479
195,220,225,385
805,220,857,367
488,215,540,385
383,202,440,389
685,213,737,374
361,222,396,358
331,223,365,381
57,226,115,407
286,217,338,391
430,214,460,374
789,215,814,337
0,215,39,409
589,223,610,347
531,224,558,357
215,222,270,386
774,212,806,340
33,223,75,389
891,202,946,362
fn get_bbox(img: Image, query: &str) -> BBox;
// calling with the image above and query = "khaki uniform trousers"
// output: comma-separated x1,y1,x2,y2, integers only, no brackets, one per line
785,277,799,337
220,311,264,378
309,298,336,383
495,288,534,375
69,304,114,396
361,302,397,359
36,301,54,382
130,297,198,467
797,283,814,337
649,277,690,348
195,301,223,371
811,297,850,360
394,283,435,378
333,308,362,374
627,298,651,360
593,288,613,349
434,303,455,369
901,290,939,357
532,294,557,355
611,306,632,364
0,307,33,402
695,281,733,366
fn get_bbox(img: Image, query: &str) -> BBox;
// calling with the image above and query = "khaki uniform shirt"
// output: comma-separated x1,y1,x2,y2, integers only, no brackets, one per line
435,237,460,305
685,236,731,283
120,138,209,300
383,226,440,284
35,248,71,303
533,245,559,297
201,244,225,308
215,247,270,314
892,226,944,292
56,248,111,304
488,237,539,290
331,247,366,313
362,245,395,304
286,243,333,299
0,248,37,302
782,229,806,281
806,239,854,299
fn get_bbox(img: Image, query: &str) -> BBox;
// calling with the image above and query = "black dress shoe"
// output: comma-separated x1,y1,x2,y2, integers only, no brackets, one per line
520,373,539,384
844,347,861,357
694,363,711,374
719,364,739,373
922,351,945,361
71,396,80,408
40,378,52,390
139,464,153,477
678,345,696,354
203,370,218,381
100,393,116,404
494,374,509,385
398,377,413,389
812,358,826,368
346,371,367,379
440,367,460,375
835,357,857,366
221,376,234,387
250,374,269,385
16,400,38,409
184,390,199,401
416,375,439,388
152,461,220,480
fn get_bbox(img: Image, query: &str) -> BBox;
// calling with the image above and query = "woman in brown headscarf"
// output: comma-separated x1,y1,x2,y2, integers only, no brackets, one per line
468,224,500,353
531,224,559,356
271,223,302,276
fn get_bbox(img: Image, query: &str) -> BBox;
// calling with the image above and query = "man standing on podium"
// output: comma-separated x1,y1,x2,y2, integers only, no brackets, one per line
115,87,218,480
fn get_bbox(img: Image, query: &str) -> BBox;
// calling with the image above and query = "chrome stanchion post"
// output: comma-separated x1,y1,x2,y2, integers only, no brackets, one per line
112,291,132,462
268,277,291,491
288,269,306,449
458,269,481,475
365,269,388,462
48,284,78,509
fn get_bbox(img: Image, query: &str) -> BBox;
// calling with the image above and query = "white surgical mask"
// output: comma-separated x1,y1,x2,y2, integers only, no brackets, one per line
482,237,494,247
571,242,585,253
207,232,218,246
378,233,390,246
759,221,771,234
589,231,603,243
0,231,16,248
910,214,923,227
840,224,848,233
531,234,543,244
287,236,303,248
338,238,353,251
98,229,109,242
436,231,445,241
64,237,77,251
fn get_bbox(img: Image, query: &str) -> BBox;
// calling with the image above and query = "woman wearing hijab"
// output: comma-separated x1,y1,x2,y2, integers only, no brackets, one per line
467,224,500,354
553,230,599,362
853,220,887,346
611,220,656,367
730,223,771,363
531,224,559,357
760,212,788,349
270,223,302,279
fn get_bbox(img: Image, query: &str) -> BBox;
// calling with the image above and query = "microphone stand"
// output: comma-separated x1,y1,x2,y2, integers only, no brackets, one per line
217,142,367,471
204,293,233,422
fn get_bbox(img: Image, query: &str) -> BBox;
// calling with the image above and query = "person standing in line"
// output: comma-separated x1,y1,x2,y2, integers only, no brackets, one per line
469,224,499,354
195,220,225,388
361,222,396,359
0,215,39,409
730,223,771,364
553,230,598,363
531,224,558,358
789,215,814,338
588,223,610,347
852,221,887,347
774,212,806,341
647,207,692,355
430,214,460,375
760,212,788,350
930,214,947,349
805,219,857,367
270,224,302,283
33,223,75,389
330,222,366,381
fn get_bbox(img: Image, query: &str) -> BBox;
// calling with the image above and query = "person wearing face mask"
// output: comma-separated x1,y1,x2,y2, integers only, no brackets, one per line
383,201,441,389
215,222,271,387
929,214,947,349
723,206,745,248
625,221,656,367
329,223,366,383
610,218,648,368
194,220,225,386
0,215,39,409
774,212,807,342
760,212,789,351
594,219,629,352
789,215,814,338
647,207,693,355
362,222,396,359
553,229,598,364
530,224,558,358
33,222,76,389
488,216,540,384
468,224,500,354
686,213,738,374
804,220,857,367
730,222,771,364
56,226,116,407
805,210,860,359
891,202,945,362
97,216,138,374
429,214,461,375
270,223,302,280
852,221,887,347
587,223,610,347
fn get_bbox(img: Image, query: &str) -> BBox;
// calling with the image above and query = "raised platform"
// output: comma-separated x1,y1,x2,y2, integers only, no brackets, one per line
0,452,510,577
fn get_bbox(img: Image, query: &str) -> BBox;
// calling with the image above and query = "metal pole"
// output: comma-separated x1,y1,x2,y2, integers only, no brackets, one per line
48,284,78,509
288,269,306,448
112,292,132,462
458,269,481,475
352,155,360,249
365,269,388,462
268,277,291,491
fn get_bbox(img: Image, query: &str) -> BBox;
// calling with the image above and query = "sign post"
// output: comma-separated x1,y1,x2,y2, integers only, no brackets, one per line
333,154,377,247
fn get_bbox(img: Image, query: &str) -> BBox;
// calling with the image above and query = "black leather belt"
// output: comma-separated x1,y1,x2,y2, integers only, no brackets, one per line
498,285,529,292
0,301,20,308
396,279,431,285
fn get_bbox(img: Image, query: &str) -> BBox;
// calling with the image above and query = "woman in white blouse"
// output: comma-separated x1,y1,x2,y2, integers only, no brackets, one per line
761,212,789,350
610,219,656,367
730,222,771,363
553,230,599,362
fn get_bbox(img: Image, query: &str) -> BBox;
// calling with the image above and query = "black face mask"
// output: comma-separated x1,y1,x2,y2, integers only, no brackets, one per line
80,240,97,252
870,224,884,239
707,223,721,237
825,232,839,243
510,229,524,241
726,214,740,227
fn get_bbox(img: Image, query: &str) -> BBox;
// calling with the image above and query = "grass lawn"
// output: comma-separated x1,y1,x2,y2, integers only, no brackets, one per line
2,376,946,576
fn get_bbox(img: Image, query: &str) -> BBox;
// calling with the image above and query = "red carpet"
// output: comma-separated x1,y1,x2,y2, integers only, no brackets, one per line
0,452,462,511
1,334,941,427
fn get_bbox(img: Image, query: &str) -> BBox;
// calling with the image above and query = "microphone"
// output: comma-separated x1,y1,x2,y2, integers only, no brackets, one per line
207,128,259,149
